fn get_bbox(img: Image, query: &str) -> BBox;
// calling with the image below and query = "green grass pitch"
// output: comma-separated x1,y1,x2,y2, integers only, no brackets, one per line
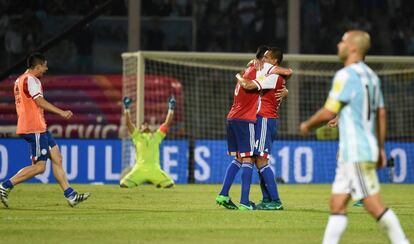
0,184,413,244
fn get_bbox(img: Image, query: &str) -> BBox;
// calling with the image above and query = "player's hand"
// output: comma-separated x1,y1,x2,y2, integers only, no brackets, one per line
168,96,176,111
275,87,288,101
284,69,293,80
61,110,73,119
327,117,338,128
235,73,243,81
299,122,310,136
253,58,263,71
123,96,132,109
377,148,387,169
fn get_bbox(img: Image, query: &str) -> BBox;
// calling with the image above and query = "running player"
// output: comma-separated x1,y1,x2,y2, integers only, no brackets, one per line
0,53,91,208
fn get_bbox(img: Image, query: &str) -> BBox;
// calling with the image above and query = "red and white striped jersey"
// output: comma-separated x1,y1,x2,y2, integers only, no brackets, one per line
256,63,286,119
227,64,259,122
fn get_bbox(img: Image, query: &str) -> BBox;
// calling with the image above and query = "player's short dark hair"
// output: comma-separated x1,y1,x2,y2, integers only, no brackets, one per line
268,47,283,64
255,45,269,59
27,52,46,69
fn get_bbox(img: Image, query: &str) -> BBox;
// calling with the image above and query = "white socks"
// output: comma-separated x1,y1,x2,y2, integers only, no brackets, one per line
322,209,409,244
322,214,348,244
378,208,410,244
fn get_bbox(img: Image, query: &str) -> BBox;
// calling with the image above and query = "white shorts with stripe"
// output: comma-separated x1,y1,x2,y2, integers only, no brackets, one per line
332,161,380,200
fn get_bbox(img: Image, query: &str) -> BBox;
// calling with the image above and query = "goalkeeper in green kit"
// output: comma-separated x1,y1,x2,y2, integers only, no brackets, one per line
120,96,175,188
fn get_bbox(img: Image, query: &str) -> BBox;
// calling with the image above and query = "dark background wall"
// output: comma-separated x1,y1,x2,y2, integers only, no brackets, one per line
0,0,413,75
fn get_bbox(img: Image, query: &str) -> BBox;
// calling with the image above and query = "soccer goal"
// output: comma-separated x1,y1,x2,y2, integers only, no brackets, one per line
121,51,414,184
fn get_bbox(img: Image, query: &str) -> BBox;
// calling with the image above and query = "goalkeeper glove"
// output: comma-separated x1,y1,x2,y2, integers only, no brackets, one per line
168,96,176,112
123,96,132,110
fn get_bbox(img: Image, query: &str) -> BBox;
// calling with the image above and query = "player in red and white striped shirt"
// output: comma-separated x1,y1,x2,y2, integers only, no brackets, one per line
217,46,291,210
237,47,290,210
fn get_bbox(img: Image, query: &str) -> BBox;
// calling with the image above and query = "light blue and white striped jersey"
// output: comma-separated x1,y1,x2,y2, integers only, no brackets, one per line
325,61,384,164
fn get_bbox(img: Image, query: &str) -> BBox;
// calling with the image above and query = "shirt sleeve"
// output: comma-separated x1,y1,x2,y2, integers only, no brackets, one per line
27,76,43,99
376,79,385,108
253,74,278,90
261,63,275,74
154,129,167,144
243,65,257,80
324,70,353,113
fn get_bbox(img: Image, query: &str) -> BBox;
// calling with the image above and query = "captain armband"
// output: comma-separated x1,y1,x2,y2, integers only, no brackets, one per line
324,97,342,113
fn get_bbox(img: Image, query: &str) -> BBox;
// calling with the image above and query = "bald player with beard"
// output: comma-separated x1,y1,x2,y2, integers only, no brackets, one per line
300,30,409,244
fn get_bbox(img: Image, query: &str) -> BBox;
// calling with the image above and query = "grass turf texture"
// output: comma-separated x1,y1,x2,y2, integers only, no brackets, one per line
0,184,413,244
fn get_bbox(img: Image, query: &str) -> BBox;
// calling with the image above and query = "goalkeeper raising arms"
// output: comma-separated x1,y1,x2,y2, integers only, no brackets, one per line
120,96,176,188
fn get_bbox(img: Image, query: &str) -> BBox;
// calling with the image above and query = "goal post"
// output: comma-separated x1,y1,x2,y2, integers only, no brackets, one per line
121,51,414,184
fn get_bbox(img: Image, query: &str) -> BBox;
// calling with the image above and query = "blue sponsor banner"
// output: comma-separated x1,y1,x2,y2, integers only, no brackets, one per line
0,139,123,184
159,140,189,184
380,142,414,183
1,139,412,184
0,139,188,184
269,141,338,184
194,140,261,184
194,140,414,184
193,140,337,184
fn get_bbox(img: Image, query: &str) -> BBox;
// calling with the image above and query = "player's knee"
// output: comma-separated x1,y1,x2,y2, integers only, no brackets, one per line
330,202,347,213
329,197,348,213
34,161,46,174
255,157,268,168
363,200,386,217
241,157,254,163
157,183,174,188
120,178,136,188
52,155,63,165
164,183,174,188
156,178,175,188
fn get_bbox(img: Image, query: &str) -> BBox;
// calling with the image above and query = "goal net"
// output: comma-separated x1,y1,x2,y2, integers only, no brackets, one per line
121,51,414,184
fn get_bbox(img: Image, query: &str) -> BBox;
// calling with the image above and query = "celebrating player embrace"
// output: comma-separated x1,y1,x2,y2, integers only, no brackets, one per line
216,45,292,210
236,47,289,210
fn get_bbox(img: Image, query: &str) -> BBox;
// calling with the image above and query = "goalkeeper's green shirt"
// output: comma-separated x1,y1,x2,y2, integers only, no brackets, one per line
131,128,166,169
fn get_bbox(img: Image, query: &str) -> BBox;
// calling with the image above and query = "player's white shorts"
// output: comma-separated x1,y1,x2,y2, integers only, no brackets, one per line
332,161,380,200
